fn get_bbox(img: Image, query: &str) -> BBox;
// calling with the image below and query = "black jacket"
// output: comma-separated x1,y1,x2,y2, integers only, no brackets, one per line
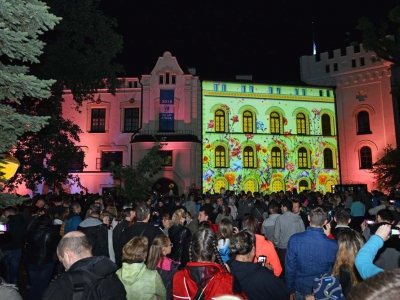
78,217,109,257
42,256,126,300
112,220,130,267
226,259,290,300
121,222,163,254
0,214,27,251
168,224,191,268
26,227,60,265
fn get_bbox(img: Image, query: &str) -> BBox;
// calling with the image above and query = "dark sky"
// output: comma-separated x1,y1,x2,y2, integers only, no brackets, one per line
101,0,399,82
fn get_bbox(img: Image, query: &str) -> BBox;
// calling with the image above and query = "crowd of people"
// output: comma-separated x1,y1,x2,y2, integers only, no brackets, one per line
1,188,400,299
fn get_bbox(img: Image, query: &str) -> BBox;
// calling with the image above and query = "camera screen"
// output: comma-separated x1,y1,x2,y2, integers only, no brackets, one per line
391,229,400,235
0,224,7,232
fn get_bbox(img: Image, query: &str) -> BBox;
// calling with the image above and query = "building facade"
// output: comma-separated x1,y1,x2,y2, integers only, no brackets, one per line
202,80,340,194
300,44,396,191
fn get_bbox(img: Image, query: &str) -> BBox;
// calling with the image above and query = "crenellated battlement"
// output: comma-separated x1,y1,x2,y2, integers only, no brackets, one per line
300,44,392,85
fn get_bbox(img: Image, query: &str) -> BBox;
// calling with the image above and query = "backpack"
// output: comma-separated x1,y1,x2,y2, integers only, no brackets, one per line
67,270,103,300
312,273,345,300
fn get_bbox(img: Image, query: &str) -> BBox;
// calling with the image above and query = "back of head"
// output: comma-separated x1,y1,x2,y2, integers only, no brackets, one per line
57,232,92,260
229,230,255,257
89,204,101,216
377,209,394,223
310,207,327,227
147,235,170,270
135,202,150,221
335,208,351,225
70,201,80,213
242,215,259,234
122,207,135,219
268,201,280,213
123,236,148,264
190,228,217,262
281,199,293,211
171,208,186,226
218,218,233,240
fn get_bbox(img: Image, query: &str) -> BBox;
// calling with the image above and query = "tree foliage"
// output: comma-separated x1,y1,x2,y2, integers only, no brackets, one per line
0,0,60,205
6,0,123,193
110,143,165,203
371,145,400,192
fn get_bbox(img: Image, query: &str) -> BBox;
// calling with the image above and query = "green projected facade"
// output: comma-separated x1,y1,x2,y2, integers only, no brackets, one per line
202,81,340,194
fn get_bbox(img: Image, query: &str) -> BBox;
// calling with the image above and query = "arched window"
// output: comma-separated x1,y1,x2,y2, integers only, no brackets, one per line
298,147,308,168
299,180,309,192
215,146,226,168
272,179,284,192
360,146,372,169
215,110,225,132
271,147,283,168
357,111,371,134
243,146,255,168
270,112,281,134
324,148,334,169
296,113,307,135
243,111,254,133
321,114,332,136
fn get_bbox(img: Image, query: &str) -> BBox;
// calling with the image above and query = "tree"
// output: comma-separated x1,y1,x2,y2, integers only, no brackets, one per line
0,0,60,206
371,145,400,192
6,0,123,193
110,143,165,203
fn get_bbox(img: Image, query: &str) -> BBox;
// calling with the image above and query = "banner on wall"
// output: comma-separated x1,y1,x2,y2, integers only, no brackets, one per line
159,90,174,131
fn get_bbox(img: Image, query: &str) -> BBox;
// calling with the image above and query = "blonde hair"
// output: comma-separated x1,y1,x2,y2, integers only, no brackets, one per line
171,208,186,226
122,236,148,264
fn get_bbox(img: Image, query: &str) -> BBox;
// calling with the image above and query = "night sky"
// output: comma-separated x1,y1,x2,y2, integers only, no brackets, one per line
101,0,399,82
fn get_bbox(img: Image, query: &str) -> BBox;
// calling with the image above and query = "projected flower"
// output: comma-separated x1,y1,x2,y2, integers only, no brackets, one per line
261,182,270,191
312,109,320,116
318,174,328,185
207,120,214,129
204,143,214,151
232,148,241,157
224,172,236,185
256,121,264,130
230,115,239,122
220,104,230,111
260,147,268,155
285,162,295,172
203,169,215,181
283,117,288,125
256,144,262,151
233,161,242,171
203,155,210,164
245,134,254,139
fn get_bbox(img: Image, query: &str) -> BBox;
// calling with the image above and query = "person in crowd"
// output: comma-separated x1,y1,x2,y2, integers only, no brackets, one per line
227,230,290,300
147,235,179,300
368,196,391,216
35,199,46,209
261,201,280,241
198,208,218,233
344,191,354,210
59,206,70,236
113,207,136,267
237,194,254,228
101,212,115,262
228,196,238,223
184,194,199,220
216,203,233,224
242,215,282,277
217,218,234,263
167,209,192,268
332,229,364,297
251,199,266,223
43,231,126,300
273,199,305,279
185,210,198,235
172,228,245,299
121,202,164,257
117,236,166,300
347,268,400,300
361,209,400,270
161,213,171,236
0,206,27,285
26,215,60,300
292,199,309,228
350,195,366,231
48,197,65,218
286,207,338,300
331,208,352,240
77,204,109,257
64,202,82,234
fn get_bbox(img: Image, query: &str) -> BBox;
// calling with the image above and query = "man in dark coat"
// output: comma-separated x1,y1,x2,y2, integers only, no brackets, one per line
113,207,135,267
42,231,126,300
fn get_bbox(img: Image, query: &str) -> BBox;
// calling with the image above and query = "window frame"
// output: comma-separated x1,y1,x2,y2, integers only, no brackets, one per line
215,109,226,133
323,148,334,169
298,147,308,169
243,110,254,133
357,111,372,134
243,146,255,168
123,107,140,133
360,146,372,169
270,112,281,134
90,108,106,133
215,145,227,168
321,114,332,136
296,113,307,135
271,146,283,168
100,151,123,171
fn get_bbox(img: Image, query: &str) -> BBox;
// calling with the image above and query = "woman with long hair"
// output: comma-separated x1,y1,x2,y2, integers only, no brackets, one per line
147,235,179,300
241,215,282,277
332,229,364,296
172,228,245,300
167,209,192,268
227,230,290,300
217,218,234,262
116,236,166,300
216,203,233,224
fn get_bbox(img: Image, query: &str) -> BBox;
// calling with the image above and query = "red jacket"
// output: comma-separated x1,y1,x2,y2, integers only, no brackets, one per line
172,262,246,300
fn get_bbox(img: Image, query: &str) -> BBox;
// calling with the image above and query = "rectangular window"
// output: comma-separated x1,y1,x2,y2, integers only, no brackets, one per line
333,63,338,71
325,65,330,73
319,90,323,97
165,72,170,84
159,75,164,84
124,108,139,132
91,108,106,132
101,151,123,171
276,88,281,94
294,88,299,95
171,75,176,84
128,81,133,88
268,87,273,94
222,84,226,92
159,150,173,166
241,85,246,92
352,59,356,68
302,89,306,96
327,90,331,97
67,151,84,172
249,86,254,93
134,81,138,88
214,84,218,91
360,57,365,66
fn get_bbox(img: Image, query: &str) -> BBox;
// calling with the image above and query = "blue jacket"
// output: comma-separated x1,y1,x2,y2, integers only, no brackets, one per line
355,235,384,279
285,227,338,294
64,214,82,234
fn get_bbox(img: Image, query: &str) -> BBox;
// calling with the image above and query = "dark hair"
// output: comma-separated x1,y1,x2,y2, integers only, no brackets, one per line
122,207,135,219
377,209,394,223
218,218,233,241
135,202,150,221
348,269,400,300
335,208,351,224
310,207,327,226
229,230,255,257
268,201,280,213
57,234,92,258
242,215,260,234
89,204,101,216
198,221,211,230
199,208,210,217
281,199,293,211
5,206,17,214
35,214,54,230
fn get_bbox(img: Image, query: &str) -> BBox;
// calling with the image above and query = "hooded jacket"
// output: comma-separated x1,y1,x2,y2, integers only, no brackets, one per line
226,260,290,300
42,256,126,300
78,217,109,257
116,263,166,300
273,211,305,249
172,262,245,300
